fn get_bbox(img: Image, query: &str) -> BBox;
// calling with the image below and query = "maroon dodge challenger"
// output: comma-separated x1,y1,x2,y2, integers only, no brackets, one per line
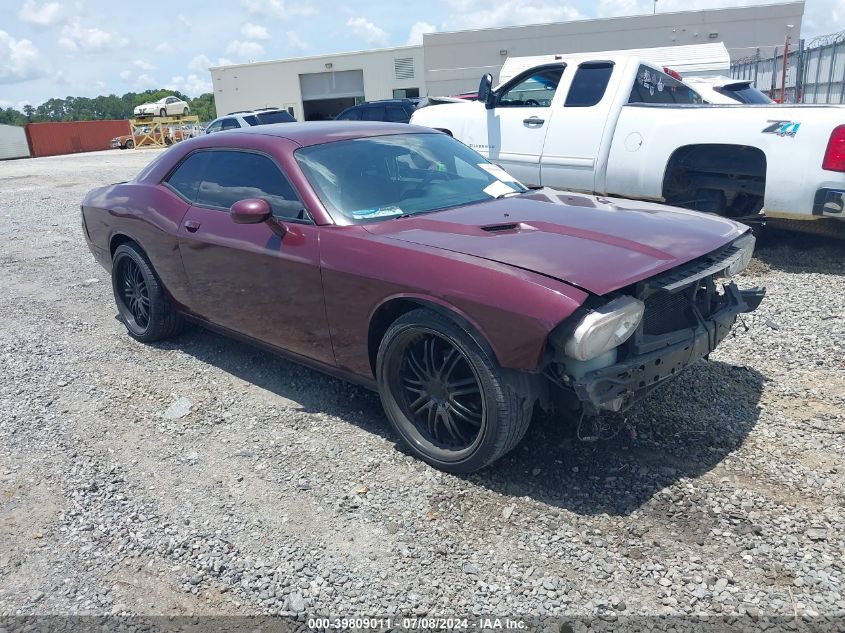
82,122,764,472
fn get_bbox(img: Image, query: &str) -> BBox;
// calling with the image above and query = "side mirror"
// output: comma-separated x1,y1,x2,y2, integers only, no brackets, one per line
478,73,495,109
230,198,271,224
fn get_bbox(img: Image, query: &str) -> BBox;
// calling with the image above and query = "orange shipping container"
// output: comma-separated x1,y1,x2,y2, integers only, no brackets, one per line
25,120,131,158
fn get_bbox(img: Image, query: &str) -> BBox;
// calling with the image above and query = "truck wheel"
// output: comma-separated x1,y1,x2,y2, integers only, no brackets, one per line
377,308,533,473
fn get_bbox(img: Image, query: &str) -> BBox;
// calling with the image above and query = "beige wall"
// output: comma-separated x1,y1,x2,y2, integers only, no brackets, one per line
424,1,804,96
211,46,425,119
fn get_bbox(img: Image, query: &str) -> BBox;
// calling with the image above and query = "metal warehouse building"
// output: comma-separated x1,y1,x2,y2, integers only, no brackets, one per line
210,1,804,121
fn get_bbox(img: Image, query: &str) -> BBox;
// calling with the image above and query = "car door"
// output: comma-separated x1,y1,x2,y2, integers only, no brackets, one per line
172,148,334,364
484,65,564,186
539,61,618,193
165,97,177,116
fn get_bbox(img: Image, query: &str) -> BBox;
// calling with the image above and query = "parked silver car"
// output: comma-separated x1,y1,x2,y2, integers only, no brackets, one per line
204,107,296,134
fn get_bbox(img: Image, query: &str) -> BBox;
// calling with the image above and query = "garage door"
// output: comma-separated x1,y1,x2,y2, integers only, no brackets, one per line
300,70,365,100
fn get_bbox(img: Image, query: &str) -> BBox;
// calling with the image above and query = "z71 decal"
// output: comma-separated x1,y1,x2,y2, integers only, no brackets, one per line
762,120,801,137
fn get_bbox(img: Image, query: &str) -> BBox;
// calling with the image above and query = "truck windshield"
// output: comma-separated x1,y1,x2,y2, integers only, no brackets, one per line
295,133,527,224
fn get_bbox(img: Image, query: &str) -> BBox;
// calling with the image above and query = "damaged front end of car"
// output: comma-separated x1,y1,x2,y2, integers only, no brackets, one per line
544,233,765,418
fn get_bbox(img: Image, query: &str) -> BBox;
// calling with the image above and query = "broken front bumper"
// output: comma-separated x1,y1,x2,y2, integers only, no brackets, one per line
572,284,765,414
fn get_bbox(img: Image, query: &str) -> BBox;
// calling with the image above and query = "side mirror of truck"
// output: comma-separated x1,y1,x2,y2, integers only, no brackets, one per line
478,73,495,109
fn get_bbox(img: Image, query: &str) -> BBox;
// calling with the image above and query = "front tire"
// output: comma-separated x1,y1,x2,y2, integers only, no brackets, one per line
160,108,167,118
125,140,134,149
183,107,189,116
376,308,532,473
111,243,184,343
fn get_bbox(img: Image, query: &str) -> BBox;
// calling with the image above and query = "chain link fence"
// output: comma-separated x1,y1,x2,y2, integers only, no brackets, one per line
731,30,845,104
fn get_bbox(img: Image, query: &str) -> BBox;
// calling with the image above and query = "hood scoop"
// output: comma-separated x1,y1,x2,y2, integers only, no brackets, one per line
481,222,521,233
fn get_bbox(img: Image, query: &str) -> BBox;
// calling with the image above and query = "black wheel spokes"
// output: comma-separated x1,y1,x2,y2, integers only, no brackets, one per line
398,333,484,451
120,260,150,329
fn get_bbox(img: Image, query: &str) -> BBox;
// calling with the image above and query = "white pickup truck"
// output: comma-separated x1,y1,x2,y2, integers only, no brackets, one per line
411,52,845,232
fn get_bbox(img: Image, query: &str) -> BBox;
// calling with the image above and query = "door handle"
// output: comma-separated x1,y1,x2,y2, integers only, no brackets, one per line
523,117,545,125
184,220,201,233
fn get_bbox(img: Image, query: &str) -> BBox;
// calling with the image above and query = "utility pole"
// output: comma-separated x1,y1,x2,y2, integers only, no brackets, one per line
653,0,658,15
780,25,793,103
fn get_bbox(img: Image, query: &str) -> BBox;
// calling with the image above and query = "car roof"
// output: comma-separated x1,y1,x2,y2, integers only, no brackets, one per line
219,121,433,146
225,107,286,116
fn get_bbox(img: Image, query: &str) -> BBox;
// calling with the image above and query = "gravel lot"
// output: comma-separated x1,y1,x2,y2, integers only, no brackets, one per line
0,148,843,621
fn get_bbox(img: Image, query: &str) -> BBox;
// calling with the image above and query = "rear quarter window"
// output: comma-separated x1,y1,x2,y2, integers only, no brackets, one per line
164,152,211,202
256,110,296,124
565,62,614,107
628,65,703,105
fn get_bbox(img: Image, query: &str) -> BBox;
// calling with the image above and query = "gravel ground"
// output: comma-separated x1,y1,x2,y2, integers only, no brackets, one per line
0,148,843,620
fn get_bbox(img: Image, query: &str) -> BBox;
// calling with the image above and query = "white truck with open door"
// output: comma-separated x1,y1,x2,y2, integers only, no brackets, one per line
411,51,845,233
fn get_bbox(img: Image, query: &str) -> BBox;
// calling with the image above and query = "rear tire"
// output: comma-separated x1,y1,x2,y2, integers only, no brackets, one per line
111,243,184,343
376,308,533,473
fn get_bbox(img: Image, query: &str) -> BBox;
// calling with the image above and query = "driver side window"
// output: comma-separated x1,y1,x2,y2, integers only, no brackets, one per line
497,66,564,108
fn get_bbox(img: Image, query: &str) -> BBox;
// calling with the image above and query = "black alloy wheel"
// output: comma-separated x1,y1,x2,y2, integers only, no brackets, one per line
394,330,485,453
111,242,184,342
116,256,150,331
377,308,533,472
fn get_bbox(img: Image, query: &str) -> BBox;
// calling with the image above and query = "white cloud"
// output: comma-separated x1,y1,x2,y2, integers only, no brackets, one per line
154,42,173,53
441,0,582,30
58,19,128,53
166,74,213,96
406,21,436,45
241,0,317,19
226,40,265,58
119,70,132,80
17,0,64,26
189,54,234,71
285,30,309,51
346,16,389,46
241,22,270,40
0,30,43,84
133,73,159,90
134,59,155,71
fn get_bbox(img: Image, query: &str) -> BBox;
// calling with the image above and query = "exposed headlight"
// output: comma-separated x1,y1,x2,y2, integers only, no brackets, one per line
724,233,756,277
564,295,644,361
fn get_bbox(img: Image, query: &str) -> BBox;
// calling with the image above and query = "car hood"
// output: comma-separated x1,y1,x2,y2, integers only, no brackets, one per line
362,189,746,295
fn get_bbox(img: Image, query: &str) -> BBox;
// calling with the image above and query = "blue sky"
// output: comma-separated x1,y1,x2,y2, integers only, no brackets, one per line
0,0,840,108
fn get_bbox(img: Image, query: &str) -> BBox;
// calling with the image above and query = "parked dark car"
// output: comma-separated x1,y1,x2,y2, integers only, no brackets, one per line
335,99,417,123
82,122,764,472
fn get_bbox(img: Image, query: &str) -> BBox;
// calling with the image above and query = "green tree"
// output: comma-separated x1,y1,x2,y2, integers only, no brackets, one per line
0,89,217,126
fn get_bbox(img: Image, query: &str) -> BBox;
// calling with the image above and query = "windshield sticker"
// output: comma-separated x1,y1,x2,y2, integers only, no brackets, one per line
762,120,800,137
350,206,404,219
478,163,520,183
483,181,519,199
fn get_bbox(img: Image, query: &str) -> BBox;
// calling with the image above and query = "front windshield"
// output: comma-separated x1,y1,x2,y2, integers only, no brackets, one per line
294,133,527,223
